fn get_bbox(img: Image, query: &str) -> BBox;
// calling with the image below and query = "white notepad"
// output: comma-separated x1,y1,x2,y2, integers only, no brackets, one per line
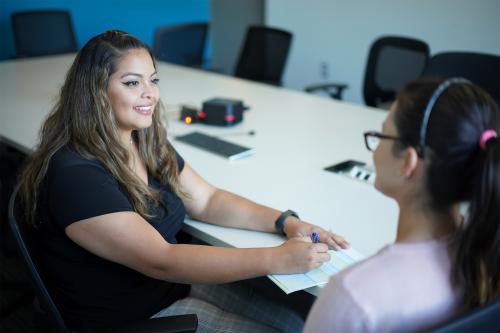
269,247,365,294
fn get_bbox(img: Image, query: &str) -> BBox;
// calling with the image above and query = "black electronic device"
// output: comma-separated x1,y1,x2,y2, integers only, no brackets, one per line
175,131,255,160
324,160,366,173
199,98,246,126
180,106,199,124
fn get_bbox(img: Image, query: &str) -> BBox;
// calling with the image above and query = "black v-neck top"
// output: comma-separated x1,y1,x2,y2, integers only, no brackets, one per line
37,146,189,330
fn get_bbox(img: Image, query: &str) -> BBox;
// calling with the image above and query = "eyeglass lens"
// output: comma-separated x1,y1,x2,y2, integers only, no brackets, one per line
367,135,380,151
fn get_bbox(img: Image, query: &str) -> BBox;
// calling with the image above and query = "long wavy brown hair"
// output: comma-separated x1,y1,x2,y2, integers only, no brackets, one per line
19,30,181,227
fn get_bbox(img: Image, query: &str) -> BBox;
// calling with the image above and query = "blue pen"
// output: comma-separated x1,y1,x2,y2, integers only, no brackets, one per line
311,232,320,243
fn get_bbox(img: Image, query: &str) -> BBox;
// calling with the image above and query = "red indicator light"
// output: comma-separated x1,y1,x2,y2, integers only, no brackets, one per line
225,114,236,122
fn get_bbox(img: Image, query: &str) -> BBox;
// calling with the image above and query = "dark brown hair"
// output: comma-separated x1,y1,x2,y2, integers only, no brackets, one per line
394,77,500,308
19,30,181,227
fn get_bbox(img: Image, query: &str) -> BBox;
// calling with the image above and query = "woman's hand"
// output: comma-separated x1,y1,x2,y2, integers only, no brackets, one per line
283,218,350,250
272,237,330,274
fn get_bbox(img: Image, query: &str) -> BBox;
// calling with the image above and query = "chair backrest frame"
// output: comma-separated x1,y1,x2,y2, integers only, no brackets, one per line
153,22,208,67
422,51,500,104
8,185,70,332
12,10,78,58
430,298,500,332
363,36,430,107
234,25,293,86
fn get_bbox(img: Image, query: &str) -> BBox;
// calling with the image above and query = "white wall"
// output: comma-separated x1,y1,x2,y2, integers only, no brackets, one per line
266,0,500,105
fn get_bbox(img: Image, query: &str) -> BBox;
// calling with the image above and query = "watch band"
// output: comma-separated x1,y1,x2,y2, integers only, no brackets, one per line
275,209,299,235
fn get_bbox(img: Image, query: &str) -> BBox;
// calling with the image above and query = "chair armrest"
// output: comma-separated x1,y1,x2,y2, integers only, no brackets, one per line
103,314,198,333
304,82,349,100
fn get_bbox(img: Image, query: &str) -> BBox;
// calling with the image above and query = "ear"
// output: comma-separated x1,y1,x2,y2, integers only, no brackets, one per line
400,147,419,179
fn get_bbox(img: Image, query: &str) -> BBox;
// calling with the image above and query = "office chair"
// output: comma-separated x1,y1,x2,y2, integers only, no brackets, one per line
153,22,208,68
422,52,500,104
11,10,78,58
234,25,293,86
8,185,198,332
305,36,430,108
0,142,34,320
429,298,500,333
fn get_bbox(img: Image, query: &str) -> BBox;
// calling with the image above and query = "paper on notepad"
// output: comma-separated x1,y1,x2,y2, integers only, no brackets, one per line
268,247,365,294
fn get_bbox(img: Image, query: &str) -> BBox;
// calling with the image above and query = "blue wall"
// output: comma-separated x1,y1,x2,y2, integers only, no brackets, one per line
0,0,210,60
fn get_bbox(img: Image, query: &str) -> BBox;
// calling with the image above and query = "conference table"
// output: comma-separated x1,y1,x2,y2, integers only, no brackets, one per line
0,54,398,295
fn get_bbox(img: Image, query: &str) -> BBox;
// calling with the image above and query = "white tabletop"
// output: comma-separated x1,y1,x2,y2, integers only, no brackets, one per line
0,54,398,259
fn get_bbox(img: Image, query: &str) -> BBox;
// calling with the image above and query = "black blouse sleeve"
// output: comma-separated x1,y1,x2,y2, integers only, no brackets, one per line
48,156,134,229
174,149,185,172
48,147,184,229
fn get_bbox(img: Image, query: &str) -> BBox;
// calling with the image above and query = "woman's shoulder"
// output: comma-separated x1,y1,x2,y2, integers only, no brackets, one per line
51,145,104,170
320,240,457,330
339,240,451,288
316,241,450,311
49,145,111,182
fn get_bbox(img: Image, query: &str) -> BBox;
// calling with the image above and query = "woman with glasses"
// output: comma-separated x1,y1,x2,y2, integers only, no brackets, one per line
304,77,500,332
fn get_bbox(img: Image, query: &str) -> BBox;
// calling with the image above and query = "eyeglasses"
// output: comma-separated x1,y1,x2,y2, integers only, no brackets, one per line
363,131,403,152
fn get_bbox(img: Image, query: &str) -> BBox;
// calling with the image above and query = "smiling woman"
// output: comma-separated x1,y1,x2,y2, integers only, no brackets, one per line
106,47,160,183
17,30,350,333
107,48,159,137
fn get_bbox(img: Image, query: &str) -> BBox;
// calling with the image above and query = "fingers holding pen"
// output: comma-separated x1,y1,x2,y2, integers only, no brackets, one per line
285,220,350,250
276,237,330,274
311,243,331,268
292,235,330,255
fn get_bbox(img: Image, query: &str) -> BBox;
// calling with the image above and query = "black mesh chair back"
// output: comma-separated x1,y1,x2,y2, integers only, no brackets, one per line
422,52,500,104
8,185,198,332
12,10,77,58
429,298,500,333
153,22,208,67
363,36,430,107
234,25,292,86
